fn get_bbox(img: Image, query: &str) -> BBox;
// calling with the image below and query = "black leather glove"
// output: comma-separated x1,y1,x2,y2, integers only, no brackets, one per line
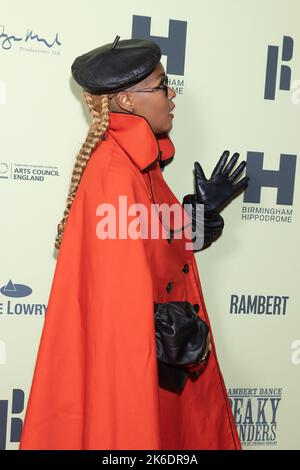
193,150,249,214
154,301,210,393
182,193,224,251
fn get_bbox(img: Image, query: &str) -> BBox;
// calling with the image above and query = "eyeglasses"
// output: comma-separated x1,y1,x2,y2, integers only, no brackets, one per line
108,75,170,100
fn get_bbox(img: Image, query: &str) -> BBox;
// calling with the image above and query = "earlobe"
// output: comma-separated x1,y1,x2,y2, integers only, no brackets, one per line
129,101,135,113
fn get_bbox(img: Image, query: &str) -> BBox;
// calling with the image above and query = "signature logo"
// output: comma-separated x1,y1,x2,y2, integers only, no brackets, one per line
0,24,61,50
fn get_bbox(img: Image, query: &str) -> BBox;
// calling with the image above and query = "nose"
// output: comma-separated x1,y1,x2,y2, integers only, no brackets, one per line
167,85,176,99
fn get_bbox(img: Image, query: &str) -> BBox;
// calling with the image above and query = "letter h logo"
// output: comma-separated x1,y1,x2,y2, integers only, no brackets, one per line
243,152,297,205
0,389,24,449
264,36,294,100
131,15,187,76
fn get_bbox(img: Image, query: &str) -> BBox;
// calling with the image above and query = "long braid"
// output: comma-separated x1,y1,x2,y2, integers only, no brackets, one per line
55,92,110,250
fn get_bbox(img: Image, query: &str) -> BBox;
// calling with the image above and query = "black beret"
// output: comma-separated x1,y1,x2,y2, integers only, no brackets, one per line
71,35,161,95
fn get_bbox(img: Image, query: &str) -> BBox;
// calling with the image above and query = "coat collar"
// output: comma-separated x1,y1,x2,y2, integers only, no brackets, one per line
107,111,175,172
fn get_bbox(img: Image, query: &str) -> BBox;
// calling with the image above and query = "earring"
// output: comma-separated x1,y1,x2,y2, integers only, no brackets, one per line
129,107,134,113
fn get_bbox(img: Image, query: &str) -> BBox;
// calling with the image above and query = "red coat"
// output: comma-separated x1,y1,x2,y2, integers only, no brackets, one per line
19,111,241,450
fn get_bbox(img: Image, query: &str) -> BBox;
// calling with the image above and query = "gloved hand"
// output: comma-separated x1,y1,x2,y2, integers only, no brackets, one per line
182,193,224,250
187,331,212,379
193,150,249,214
154,301,211,391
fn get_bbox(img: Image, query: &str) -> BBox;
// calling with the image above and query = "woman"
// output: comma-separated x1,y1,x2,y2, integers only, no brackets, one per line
19,36,248,450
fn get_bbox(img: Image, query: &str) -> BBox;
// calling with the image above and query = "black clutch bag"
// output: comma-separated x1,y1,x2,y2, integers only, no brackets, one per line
154,301,210,393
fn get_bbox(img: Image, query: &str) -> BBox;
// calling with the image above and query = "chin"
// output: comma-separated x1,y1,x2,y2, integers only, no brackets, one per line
156,122,173,136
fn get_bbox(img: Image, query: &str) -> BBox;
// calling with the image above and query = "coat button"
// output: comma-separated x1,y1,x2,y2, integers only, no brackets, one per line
166,281,174,293
182,264,189,273
167,233,173,244
193,303,200,313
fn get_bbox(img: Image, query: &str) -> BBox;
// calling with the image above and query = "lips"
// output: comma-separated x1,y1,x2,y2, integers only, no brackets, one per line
168,105,175,119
